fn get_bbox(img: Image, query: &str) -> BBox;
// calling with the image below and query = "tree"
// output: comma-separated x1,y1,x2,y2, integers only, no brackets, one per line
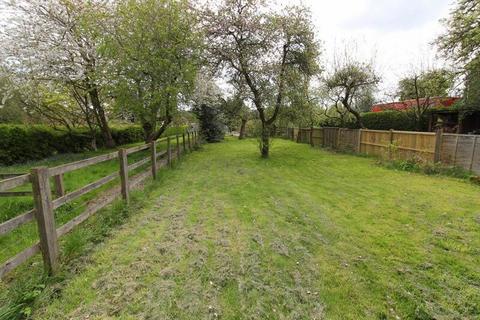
192,74,225,142
1,0,116,147
436,0,480,72
324,55,380,128
104,0,200,142
203,0,320,157
0,71,27,123
221,92,251,139
194,104,225,142
436,0,480,112
462,62,480,111
279,73,320,129
396,68,454,130
397,69,454,101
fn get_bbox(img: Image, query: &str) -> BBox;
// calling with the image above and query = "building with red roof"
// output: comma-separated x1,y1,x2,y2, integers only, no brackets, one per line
370,97,480,134
371,97,460,113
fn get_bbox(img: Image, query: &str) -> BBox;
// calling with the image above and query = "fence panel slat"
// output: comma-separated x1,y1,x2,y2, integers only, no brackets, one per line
52,172,118,209
0,209,35,236
0,174,31,192
128,156,150,171
0,243,40,278
0,191,33,197
49,152,117,176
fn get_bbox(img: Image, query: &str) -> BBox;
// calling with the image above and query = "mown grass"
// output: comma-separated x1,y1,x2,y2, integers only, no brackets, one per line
0,138,182,265
16,137,478,320
0,137,187,319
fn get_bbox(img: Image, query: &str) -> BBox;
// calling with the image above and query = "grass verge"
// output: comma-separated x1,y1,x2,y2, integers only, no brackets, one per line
0,142,186,320
20,137,480,320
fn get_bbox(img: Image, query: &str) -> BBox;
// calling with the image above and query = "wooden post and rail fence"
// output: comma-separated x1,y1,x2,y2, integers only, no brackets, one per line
0,129,200,278
280,127,480,175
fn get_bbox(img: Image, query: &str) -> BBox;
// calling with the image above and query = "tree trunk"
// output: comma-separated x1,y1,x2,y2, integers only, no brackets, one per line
343,103,364,128
89,86,115,148
260,124,270,158
239,118,247,140
143,116,172,143
142,121,155,143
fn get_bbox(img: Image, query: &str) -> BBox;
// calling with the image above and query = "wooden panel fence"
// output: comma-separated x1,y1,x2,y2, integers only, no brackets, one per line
285,127,480,175
0,130,200,278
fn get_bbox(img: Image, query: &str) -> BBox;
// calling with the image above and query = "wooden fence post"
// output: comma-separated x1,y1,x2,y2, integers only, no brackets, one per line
176,134,180,159
470,136,478,171
336,128,341,149
453,135,460,165
310,127,314,147
167,136,172,166
53,174,65,197
357,129,362,153
434,129,443,163
389,129,394,160
31,167,59,275
118,149,129,203
150,141,157,179
187,132,191,151
182,133,186,152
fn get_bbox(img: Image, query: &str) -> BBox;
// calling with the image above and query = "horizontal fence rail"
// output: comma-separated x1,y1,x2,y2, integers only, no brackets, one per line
282,127,480,175
0,130,200,278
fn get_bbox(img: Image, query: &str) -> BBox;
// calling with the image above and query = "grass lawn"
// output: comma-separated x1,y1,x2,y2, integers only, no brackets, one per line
0,138,177,266
10,138,480,319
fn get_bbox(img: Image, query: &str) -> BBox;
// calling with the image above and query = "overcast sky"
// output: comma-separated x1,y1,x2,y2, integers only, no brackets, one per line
290,0,454,99
0,0,455,100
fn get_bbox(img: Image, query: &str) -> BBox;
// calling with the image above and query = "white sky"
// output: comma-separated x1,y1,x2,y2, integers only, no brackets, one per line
291,0,455,99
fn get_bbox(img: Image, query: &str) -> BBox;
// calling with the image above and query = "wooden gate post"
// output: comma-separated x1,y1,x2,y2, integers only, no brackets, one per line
53,174,65,198
31,167,59,275
118,149,129,203
150,141,157,179
434,129,443,163
167,136,172,167
176,135,181,159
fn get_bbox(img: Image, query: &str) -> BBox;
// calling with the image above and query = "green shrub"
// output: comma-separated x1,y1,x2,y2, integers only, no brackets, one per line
194,104,225,143
110,126,144,145
361,111,418,131
318,117,357,129
0,125,146,165
318,111,429,131
379,158,475,181
161,126,187,137
0,125,55,165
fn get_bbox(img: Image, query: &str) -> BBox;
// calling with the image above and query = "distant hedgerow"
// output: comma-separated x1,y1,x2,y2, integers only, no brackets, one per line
0,125,146,165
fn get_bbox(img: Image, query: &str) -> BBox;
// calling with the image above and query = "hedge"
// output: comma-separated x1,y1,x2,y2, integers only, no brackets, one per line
0,125,146,165
318,111,428,131
361,111,418,131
